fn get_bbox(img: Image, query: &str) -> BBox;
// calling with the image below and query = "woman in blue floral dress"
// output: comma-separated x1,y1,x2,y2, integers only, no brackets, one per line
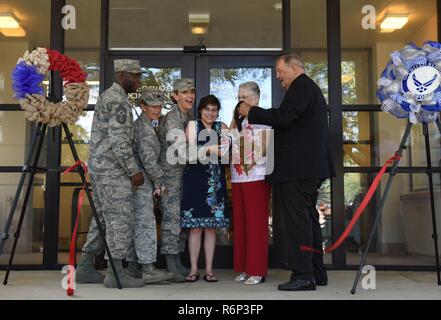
181,95,229,282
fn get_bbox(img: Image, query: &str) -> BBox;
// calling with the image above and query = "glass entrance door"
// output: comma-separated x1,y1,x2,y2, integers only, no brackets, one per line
205,56,283,267
99,53,283,268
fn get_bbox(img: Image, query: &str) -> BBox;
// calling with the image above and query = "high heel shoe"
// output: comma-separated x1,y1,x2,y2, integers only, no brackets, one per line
203,274,218,282
244,276,265,285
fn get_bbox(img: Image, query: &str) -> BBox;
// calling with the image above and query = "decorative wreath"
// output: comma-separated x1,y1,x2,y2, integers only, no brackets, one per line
377,41,441,124
11,47,89,127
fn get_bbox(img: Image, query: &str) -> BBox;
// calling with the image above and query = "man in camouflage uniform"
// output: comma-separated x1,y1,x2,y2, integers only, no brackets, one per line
125,88,173,284
76,59,145,288
158,79,195,282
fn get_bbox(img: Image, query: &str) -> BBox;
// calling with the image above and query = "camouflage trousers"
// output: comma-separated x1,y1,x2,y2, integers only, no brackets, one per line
82,173,135,260
126,178,158,264
159,170,188,255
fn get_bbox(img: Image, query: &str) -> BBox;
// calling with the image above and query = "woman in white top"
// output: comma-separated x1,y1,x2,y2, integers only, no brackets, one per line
230,81,272,285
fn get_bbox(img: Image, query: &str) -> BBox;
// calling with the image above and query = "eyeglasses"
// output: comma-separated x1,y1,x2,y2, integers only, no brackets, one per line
236,94,256,101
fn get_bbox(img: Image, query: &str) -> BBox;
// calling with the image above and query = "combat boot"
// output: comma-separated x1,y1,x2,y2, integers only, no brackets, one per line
175,253,188,275
165,254,186,283
141,263,174,284
75,252,104,283
104,259,145,288
125,261,142,279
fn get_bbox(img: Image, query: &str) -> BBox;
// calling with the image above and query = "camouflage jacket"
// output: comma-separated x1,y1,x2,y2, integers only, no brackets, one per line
88,82,140,177
158,105,194,172
133,114,165,188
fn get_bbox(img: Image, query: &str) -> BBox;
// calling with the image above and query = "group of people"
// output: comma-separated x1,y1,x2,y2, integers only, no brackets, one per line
75,52,335,292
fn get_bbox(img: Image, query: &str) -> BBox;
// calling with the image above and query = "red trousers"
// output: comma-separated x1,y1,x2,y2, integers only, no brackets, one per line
232,180,271,277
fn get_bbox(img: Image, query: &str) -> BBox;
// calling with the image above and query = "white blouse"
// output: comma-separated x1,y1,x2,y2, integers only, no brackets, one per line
230,118,271,183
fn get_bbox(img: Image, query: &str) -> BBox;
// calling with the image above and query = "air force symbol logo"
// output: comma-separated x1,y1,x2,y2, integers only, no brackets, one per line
403,64,441,101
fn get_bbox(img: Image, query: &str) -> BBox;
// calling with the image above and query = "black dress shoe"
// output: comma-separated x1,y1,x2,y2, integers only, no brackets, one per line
315,279,327,286
314,271,328,286
278,278,316,291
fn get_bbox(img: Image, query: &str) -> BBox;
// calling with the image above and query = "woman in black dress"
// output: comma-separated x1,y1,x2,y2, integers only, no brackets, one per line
180,95,229,282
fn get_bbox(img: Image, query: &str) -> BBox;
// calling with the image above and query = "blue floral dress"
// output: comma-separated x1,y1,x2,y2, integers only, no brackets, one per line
180,120,229,228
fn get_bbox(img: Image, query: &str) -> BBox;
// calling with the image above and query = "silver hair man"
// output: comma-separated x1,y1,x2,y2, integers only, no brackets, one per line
276,53,305,70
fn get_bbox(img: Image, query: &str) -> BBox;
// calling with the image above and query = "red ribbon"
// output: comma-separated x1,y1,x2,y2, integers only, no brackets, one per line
301,153,402,254
46,48,88,85
63,160,88,296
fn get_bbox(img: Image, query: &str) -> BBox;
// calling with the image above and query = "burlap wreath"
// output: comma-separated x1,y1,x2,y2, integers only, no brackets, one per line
19,82,89,127
12,47,89,127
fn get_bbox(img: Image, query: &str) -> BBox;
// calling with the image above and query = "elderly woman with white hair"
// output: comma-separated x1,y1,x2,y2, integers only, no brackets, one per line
230,81,272,285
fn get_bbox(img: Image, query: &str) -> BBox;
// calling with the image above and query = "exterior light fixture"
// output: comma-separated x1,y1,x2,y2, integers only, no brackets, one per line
0,13,20,29
380,13,409,32
189,13,209,35
273,3,282,11
0,12,26,37
1,26,26,37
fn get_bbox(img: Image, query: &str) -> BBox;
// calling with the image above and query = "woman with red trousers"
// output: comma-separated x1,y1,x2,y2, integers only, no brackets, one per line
230,81,272,285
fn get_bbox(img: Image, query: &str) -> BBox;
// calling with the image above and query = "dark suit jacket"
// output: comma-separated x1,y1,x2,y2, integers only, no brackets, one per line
248,74,335,183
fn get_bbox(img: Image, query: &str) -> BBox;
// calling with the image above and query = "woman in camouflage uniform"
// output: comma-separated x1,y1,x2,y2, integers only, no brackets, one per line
126,88,174,284
157,79,196,282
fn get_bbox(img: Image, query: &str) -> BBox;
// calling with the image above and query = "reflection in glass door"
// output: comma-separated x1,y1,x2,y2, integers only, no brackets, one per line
132,67,181,117
210,67,272,126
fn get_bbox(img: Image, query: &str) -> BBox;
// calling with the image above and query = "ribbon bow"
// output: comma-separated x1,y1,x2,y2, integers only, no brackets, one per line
62,160,88,296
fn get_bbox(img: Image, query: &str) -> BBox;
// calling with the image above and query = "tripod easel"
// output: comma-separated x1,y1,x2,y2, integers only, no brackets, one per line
351,116,441,294
0,106,122,290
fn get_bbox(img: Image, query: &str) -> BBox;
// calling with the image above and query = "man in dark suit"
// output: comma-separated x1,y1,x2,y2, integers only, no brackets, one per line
238,53,335,291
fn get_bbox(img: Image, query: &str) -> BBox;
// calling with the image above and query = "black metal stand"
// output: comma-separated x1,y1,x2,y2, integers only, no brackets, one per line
0,123,47,279
0,122,122,289
422,121,441,286
351,119,441,294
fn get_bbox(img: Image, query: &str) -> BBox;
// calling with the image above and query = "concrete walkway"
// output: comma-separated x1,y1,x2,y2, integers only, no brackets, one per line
0,270,440,300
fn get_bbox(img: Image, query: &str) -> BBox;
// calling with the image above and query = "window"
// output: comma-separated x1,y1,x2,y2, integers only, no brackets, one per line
291,0,329,102
0,0,51,104
109,0,283,49
345,173,440,266
341,0,438,104
209,67,272,125
65,0,101,104
0,173,45,265
132,67,181,116
61,111,94,167
0,1,50,265
341,0,441,267
343,111,441,171
0,111,45,167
